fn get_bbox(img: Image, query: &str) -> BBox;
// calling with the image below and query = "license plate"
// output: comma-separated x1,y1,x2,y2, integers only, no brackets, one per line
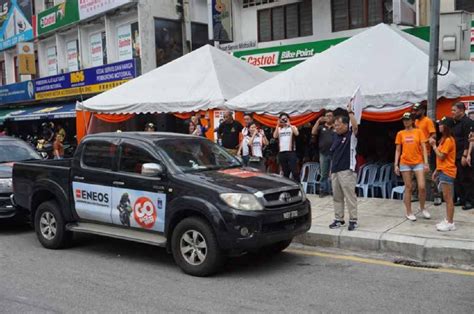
283,210,298,219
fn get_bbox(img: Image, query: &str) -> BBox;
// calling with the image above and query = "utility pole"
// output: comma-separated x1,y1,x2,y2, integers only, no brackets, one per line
427,0,440,120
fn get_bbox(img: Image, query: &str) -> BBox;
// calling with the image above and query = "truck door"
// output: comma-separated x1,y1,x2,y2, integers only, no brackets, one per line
111,140,167,233
72,140,118,223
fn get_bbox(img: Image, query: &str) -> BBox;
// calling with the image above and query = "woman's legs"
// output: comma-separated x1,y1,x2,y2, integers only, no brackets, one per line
441,183,455,223
414,170,426,210
401,171,413,215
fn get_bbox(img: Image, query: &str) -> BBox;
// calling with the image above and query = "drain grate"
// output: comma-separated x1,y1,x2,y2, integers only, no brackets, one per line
393,259,439,269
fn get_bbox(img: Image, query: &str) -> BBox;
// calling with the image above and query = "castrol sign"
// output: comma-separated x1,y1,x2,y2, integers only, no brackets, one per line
240,52,280,68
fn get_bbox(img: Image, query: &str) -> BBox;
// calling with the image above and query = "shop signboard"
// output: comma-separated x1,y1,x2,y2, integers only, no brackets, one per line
233,37,347,72
47,46,58,76
0,0,34,50
78,0,132,21
0,80,35,104
89,32,104,67
34,59,137,100
117,24,132,61
67,40,79,72
211,0,232,42
17,42,36,75
37,0,79,36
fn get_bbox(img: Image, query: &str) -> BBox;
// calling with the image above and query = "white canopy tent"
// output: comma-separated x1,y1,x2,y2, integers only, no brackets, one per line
226,24,473,115
77,44,272,114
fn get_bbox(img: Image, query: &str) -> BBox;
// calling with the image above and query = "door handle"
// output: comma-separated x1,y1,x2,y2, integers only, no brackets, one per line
74,176,84,181
113,181,125,186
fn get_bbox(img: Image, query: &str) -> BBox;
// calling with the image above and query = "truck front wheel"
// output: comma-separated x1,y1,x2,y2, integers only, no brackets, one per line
171,217,223,277
35,201,72,249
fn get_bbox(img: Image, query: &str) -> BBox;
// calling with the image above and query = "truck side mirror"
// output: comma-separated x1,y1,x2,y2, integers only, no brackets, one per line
141,163,164,177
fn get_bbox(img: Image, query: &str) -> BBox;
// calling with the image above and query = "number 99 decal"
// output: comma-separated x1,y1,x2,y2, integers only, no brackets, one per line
133,197,157,229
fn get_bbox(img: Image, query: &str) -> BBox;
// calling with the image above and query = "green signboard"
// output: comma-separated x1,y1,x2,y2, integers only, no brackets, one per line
233,22,474,72
37,0,79,36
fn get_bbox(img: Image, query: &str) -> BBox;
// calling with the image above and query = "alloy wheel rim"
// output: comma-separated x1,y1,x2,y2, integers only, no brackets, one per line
180,230,207,266
40,212,57,240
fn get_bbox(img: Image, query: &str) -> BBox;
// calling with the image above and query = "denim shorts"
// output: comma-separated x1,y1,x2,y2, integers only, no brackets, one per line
400,163,424,172
438,171,455,185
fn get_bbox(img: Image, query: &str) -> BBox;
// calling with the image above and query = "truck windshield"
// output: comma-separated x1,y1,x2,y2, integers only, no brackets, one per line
157,138,241,173
0,141,41,163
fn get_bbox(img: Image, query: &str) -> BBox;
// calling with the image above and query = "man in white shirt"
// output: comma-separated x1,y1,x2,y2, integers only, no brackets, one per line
273,113,299,180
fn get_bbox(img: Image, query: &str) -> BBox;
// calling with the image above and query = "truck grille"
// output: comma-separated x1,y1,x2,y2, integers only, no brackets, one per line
261,188,302,208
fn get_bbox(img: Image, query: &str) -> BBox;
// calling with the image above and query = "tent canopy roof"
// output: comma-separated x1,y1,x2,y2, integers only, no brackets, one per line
78,44,272,114
226,24,473,115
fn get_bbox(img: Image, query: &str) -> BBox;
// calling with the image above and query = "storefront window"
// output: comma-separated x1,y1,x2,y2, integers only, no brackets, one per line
332,0,392,32
117,22,141,61
0,61,6,85
47,46,58,76
154,18,183,68
257,0,313,43
456,0,474,12
191,22,209,51
67,40,79,72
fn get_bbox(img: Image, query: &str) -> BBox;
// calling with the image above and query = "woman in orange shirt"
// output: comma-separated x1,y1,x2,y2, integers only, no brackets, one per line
394,112,429,221
429,117,457,232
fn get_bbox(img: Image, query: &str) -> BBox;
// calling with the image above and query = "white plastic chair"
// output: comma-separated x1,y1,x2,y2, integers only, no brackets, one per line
391,185,405,200
356,164,378,197
371,164,393,199
300,162,320,194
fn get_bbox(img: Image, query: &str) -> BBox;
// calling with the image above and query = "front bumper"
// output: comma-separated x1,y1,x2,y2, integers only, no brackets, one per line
217,200,312,250
0,194,18,219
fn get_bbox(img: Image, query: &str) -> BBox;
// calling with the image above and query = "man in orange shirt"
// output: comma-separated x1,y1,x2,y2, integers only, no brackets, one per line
413,102,440,205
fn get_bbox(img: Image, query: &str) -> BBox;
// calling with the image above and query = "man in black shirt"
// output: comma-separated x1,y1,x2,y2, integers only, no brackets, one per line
451,103,473,210
329,106,359,231
217,111,243,153
311,110,335,197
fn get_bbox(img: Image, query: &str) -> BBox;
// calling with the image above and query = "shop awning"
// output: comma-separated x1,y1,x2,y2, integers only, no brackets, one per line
6,104,76,121
0,108,22,125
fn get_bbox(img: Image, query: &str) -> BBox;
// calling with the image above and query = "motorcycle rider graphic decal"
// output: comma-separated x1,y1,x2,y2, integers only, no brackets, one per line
117,193,132,227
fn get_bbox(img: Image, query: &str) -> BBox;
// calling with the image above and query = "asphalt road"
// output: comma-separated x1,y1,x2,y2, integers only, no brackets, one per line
1,223,473,313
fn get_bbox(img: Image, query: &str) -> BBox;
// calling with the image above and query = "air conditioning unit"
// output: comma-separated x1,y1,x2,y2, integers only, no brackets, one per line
439,11,471,61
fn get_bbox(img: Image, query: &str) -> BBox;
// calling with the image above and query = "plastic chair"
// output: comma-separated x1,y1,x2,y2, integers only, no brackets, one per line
356,164,378,197
300,162,320,194
371,164,393,199
391,185,405,200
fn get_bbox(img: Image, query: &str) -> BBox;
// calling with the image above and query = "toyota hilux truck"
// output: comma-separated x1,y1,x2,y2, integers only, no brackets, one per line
12,132,311,276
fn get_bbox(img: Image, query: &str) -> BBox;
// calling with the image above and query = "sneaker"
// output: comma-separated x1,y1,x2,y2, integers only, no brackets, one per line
406,214,417,221
421,210,431,219
434,197,442,206
348,221,358,231
329,220,345,229
436,220,456,232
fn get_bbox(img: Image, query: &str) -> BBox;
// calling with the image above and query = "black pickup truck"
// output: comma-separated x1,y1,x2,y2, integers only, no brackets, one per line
13,132,311,276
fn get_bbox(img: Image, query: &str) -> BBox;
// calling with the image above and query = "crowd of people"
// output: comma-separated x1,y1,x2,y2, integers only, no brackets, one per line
171,101,473,233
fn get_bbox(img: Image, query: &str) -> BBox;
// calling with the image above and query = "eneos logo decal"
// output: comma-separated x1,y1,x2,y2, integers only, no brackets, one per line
133,197,157,229
75,189,110,207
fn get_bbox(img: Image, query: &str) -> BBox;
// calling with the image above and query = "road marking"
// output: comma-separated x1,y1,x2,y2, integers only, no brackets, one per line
287,248,474,277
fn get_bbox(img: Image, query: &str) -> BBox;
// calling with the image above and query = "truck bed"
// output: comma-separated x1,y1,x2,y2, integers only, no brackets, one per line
13,159,73,211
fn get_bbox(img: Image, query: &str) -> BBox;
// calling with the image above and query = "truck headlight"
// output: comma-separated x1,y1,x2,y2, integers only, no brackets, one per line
220,193,264,211
0,178,13,193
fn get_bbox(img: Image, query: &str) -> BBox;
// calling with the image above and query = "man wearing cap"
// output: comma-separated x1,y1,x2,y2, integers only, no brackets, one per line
145,123,156,132
451,102,473,210
413,102,439,204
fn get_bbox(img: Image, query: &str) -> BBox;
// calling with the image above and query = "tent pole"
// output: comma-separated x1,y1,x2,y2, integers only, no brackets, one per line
427,0,440,121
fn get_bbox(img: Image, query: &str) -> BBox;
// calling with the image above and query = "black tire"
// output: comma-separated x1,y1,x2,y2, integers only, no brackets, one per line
171,217,223,277
34,201,72,249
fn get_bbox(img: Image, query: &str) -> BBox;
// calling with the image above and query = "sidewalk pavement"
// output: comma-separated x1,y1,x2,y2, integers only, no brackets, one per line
295,195,474,266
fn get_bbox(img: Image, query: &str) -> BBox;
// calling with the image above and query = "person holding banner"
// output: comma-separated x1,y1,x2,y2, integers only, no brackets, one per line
329,102,359,231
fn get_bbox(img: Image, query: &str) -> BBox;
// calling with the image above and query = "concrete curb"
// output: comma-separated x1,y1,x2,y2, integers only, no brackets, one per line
294,226,474,266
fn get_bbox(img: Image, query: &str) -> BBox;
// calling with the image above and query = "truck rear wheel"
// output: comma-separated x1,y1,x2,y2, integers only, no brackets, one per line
35,201,72,249
171,217,223,277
